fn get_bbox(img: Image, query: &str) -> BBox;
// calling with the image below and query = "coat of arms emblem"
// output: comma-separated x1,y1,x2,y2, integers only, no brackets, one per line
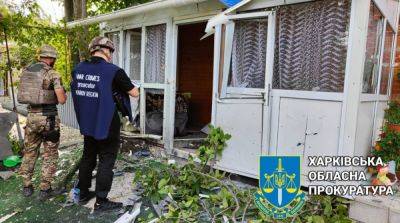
254,156,306,219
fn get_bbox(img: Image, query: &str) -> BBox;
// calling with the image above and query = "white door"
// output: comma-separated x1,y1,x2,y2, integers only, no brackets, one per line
121,20,174,145
213,11,276,178
267,0,352,176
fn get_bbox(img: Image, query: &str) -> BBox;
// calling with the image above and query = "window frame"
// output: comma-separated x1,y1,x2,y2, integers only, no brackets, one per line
104,31,123,67
124,30,142,81
220,11,272,98
362,15,386,95
378,21,396,96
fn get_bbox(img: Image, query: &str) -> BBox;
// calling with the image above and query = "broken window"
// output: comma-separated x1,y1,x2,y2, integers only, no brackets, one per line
272,0,351,92
127,30,142,81
362,3,384,94
145,24,166,84
105,32,120,66
219,12,270,97
144,90,165,135
228,19,267,89
379,23,395,95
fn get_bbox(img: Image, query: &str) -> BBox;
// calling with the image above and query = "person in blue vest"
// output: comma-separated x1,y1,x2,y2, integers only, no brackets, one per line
71,36,139,212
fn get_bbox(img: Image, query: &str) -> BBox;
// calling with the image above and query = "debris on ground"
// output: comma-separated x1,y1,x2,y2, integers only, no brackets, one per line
132,150,150,158
0,145,122,222
0,211,17,223
0,105,353,223
114,202,142,223
0,170,14,180
52,145,83,190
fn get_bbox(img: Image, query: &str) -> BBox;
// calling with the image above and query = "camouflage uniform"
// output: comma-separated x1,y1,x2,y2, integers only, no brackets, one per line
19,63,63,191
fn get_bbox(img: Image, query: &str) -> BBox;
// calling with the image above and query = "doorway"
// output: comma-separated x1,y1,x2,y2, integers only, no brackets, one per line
175,22,214,139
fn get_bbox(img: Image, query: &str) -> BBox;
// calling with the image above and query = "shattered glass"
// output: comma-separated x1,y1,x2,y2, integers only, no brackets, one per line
379,24,395,95
362,3,384,94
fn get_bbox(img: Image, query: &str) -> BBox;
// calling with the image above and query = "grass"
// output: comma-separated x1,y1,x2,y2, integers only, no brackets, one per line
0,147,119,223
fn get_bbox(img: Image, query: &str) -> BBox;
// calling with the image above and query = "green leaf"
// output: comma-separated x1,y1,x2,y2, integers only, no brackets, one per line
312,215,325,223
158,178,169,189
184,199,194,208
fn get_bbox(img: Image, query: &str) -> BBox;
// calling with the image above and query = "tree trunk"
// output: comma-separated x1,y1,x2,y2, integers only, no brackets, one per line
71,0,88,64
73,0,82,20
81,0,87,19
79,0,88,60
64,0,74,22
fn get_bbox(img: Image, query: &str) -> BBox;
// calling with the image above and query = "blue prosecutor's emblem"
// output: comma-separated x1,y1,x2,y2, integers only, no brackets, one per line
254,156,306,219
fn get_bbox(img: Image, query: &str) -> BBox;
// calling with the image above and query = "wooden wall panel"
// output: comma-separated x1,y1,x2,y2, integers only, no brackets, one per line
177,22,214,129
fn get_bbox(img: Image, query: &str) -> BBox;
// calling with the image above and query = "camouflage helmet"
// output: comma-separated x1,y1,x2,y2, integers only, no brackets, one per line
88,36,115,54
38,44,57,59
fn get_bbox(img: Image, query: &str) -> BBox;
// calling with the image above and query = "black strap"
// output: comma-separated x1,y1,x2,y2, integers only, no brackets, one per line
47,116,56,131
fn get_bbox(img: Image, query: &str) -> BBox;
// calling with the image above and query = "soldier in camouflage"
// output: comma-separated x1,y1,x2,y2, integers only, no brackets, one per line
18,45,67,201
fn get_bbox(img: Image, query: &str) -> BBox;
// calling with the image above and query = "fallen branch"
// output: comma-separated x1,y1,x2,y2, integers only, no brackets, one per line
199,199,214,223
189,170,240,223
241,197,252,222
114,202,142,223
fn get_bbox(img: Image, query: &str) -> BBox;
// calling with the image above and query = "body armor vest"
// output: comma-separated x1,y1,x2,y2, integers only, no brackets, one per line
17,63,58,105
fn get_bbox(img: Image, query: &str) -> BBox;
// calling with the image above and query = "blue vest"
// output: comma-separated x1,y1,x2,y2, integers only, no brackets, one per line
71,60,131,140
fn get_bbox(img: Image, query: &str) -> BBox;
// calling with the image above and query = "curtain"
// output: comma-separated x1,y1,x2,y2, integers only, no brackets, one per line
129,33,141,81
145,24,166,84
273,0,351,92
229,20,267,89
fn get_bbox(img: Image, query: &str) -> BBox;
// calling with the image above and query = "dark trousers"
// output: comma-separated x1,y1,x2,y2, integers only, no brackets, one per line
78,113,120,199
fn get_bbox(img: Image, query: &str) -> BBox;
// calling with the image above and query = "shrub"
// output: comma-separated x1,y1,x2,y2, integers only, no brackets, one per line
7,133,23,155
385,101,400,125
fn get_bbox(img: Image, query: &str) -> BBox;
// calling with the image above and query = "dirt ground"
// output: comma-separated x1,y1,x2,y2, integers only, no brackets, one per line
0,103,157,223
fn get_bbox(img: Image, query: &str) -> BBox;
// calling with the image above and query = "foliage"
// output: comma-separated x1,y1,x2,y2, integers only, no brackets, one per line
86,0,152,16
7,133,23,155
373,130,400,168
198,125,231,170
384,101,400,125
372,101,400,170
133,125,352,222
0,0,156,90
0,0,99,90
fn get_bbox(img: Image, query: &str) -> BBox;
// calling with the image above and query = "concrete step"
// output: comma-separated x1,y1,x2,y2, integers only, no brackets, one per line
350,195,400,223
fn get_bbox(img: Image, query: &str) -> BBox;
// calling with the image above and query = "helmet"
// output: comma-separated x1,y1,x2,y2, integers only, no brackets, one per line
88,36,115,54
38,45,57,59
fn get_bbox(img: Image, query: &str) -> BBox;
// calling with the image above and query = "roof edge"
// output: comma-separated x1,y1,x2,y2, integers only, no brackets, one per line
67,0,207,28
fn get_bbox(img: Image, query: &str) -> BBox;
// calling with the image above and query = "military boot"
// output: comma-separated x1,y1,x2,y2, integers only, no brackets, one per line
38,188,54,201
94,198,123,212
22,185,34,197
79,190,96,204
